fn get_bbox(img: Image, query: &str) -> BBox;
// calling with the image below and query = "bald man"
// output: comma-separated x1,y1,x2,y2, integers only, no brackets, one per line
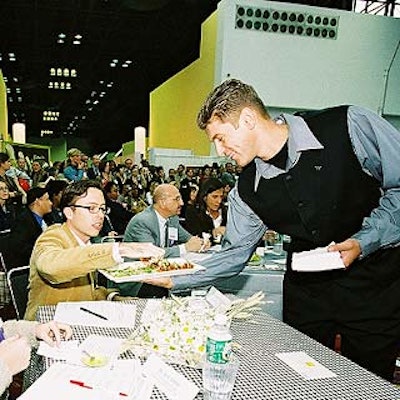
116,184,207,297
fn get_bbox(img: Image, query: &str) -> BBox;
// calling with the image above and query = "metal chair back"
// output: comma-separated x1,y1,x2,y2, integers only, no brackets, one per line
6,265,30,319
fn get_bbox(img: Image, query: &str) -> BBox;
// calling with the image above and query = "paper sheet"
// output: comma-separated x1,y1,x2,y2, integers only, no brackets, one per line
37,340,80,360
276,351,337,380
142,354,199,400
292,244,345,272
53,301,136,328
19,359,153,400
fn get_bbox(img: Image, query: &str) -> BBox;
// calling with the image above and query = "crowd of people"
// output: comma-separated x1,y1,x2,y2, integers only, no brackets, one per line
1,77,400,394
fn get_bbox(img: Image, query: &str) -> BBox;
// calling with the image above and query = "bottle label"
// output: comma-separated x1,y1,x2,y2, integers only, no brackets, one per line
206,338,232,364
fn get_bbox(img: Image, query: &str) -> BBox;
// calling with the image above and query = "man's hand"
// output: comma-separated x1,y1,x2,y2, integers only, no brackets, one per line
185,236,208,252
119,242,165,259
35,321,73,347
0,336,31,376
328,238,361,267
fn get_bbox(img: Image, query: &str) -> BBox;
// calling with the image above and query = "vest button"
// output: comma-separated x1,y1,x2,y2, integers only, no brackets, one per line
311,229,318,236
285,175,292,181
298,201,304,208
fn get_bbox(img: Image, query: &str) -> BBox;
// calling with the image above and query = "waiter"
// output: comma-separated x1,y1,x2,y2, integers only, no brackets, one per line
150,79,400,381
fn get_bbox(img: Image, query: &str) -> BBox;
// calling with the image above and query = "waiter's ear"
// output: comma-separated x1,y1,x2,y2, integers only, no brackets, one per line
240,107,256,130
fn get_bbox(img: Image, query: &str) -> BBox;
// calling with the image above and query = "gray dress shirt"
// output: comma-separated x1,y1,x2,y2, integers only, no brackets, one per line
172,105,400,291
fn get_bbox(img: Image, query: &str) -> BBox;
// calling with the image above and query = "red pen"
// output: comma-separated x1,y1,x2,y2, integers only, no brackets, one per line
69,380,128,396
70,379,93,389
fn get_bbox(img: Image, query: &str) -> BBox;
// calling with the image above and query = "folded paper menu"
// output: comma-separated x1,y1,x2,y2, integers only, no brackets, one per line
276,351,337,380
292,244,345,272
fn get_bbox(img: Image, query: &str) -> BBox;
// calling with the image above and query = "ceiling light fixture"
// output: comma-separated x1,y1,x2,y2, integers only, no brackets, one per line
58,33,66,39
75,34,82,39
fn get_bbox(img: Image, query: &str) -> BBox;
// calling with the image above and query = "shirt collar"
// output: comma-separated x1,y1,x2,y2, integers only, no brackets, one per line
254,113,324,189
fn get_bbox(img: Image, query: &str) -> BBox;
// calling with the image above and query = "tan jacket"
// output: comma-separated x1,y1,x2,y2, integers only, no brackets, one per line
25,223,117,320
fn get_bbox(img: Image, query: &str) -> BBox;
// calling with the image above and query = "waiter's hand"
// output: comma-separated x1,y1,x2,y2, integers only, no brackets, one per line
119,242,165,259
328,238,361,267
143,277,173,289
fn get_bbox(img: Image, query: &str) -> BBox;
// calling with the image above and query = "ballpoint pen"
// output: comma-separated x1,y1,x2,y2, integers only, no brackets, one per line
69,380,128,396
80,307,108,320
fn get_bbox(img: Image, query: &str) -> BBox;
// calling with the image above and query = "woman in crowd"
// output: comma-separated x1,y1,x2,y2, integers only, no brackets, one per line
0,182,16,234
184,178,227,244
98,160,112,188
30,160,49,188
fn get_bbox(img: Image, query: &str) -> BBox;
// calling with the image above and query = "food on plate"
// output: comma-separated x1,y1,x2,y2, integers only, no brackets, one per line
248,253,262,265
81,354,108,367
106,258,195,278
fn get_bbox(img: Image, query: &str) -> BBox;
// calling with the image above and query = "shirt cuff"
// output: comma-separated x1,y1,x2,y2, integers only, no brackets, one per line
179,244,187,256
107,292,119,301
113,242,123,263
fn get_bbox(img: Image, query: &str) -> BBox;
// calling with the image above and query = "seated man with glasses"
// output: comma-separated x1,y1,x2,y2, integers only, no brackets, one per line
115,183,208,298
24,180,164,320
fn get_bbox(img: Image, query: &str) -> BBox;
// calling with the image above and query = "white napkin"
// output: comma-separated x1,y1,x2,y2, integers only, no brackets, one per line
292,244,345,272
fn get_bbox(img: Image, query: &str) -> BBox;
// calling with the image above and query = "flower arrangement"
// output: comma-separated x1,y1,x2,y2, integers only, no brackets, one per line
123,291,265,367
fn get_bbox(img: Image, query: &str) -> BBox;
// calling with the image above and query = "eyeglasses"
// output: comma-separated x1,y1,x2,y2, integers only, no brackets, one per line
70,204,110,215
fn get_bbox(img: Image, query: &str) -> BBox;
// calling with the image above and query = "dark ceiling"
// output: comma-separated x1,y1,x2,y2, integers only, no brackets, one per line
0,0,356,154
0,0,220,153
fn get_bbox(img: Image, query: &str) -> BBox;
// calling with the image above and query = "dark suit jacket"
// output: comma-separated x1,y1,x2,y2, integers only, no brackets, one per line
184,205,227,242
87,167,100,180
3,207,43,268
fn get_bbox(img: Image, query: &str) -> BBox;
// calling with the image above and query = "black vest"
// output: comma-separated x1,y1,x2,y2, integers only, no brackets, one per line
238,106,381,255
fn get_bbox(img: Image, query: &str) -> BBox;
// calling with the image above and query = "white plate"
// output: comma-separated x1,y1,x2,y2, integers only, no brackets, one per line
99,257,205,283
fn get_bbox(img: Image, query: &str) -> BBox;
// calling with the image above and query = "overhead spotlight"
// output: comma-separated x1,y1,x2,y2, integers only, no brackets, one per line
122,63,128,68
75,34,82,39
66,82,71,89
50,68,56,76
110,63,116,67
57,39,65,44
70,69,77,77
58,33,66,39
125,60,132,64
57,68,62,76
63,68,70,77
112,59,118,63
73,40,81,45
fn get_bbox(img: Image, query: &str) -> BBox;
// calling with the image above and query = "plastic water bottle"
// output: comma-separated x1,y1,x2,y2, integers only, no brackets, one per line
203,314,237,400
206,314,232,363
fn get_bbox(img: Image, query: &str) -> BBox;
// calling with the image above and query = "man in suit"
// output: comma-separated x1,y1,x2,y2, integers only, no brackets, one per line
24,180,164,320
87,154,101,180
118,183,206,298
3,187,53,269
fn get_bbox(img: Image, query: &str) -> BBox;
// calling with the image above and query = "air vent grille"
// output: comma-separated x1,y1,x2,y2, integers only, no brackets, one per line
235,5,339,40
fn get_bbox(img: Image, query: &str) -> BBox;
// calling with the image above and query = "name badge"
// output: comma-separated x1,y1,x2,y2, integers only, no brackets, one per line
168,227,178,241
